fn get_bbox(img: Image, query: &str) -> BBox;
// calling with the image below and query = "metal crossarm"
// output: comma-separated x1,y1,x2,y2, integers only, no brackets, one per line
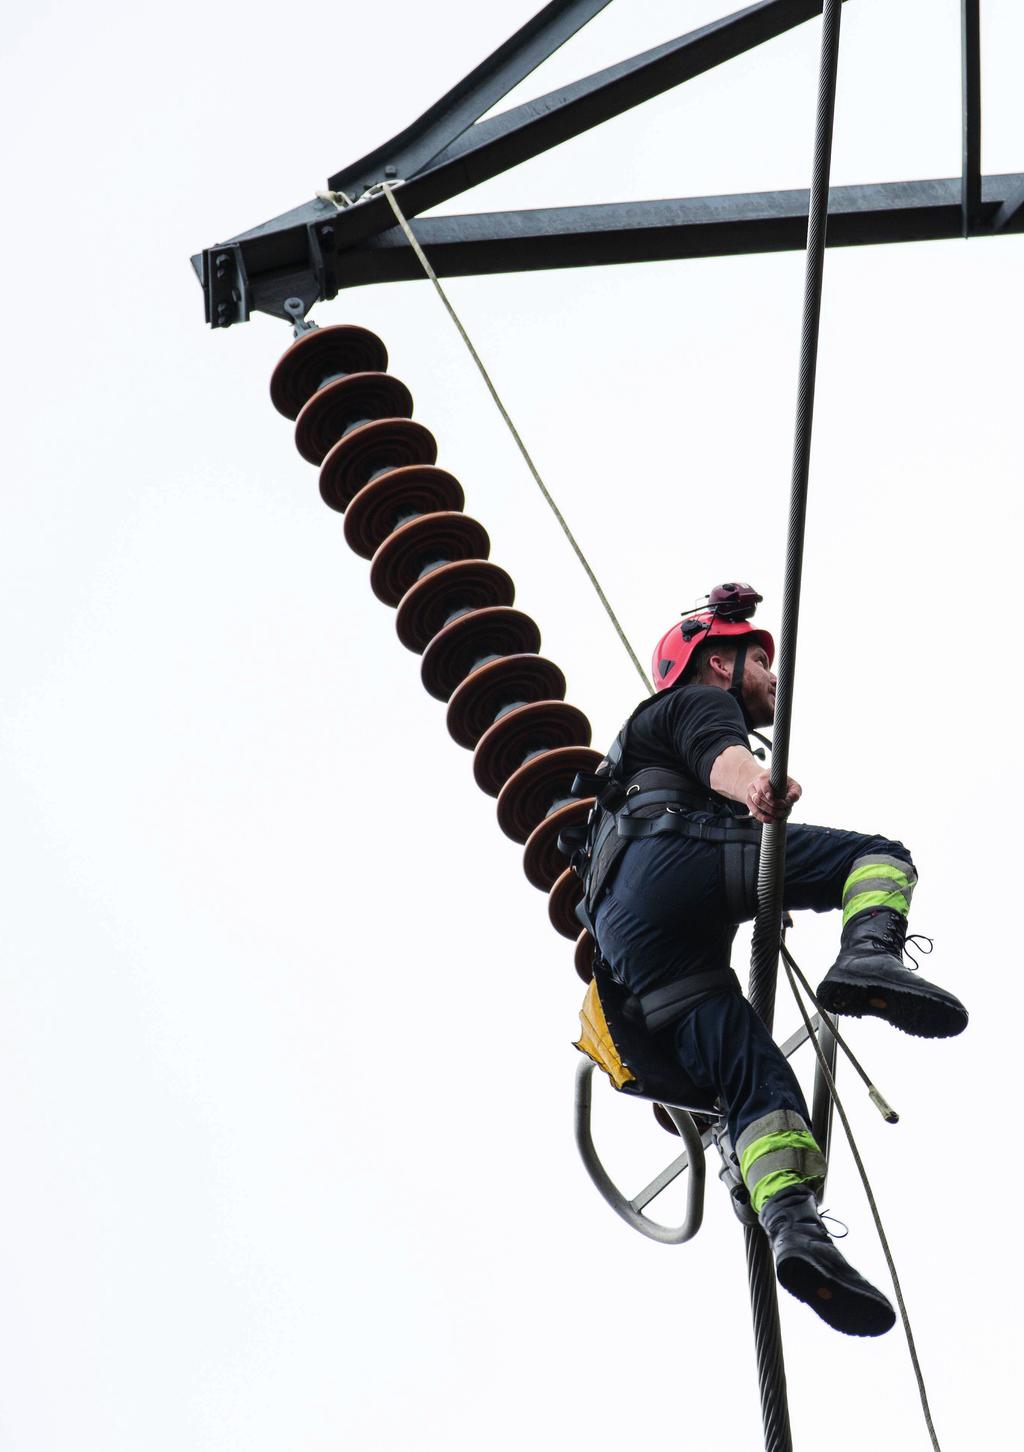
193,170,1024,326
294,174,1024,291
191,0,1021,330
191,0,839,326
992,181,1024,233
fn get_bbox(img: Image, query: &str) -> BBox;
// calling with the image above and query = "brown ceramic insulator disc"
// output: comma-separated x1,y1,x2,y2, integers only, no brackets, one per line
320,419,438,514
270,326,389,420
395,560,515,654
654,1101,717,1134
652,1104,681,1136
295,373,414,466
472,701,591,798
522,797,594,891
496,745,602,844
446,654,566,749
369,514,490,607
574,931,596,984
343,467,465,559
421,609,542,703
548,867,584,941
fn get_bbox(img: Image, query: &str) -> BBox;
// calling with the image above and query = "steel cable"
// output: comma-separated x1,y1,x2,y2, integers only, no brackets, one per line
744,4,845,1449
745,1223,794,1452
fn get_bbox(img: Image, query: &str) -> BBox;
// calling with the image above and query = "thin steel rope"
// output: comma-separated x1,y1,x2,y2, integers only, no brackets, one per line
781,943,943,1451
379,181,651,693
743,6,845,1449
784,943,898,1122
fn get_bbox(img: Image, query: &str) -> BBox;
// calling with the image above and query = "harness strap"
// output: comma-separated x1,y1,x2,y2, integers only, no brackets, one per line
617,812,760,845
567,697,758,926
619,786,712,814
580,801,761,929
578,811,626,926
623,764,715,803
723,835,759,922
636,967,743,1033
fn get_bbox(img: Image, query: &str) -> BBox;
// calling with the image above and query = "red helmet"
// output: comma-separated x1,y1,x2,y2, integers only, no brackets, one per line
653,584,774,692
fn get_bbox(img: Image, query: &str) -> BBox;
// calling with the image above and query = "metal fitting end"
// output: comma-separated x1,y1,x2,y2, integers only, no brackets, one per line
869,1085,899,1124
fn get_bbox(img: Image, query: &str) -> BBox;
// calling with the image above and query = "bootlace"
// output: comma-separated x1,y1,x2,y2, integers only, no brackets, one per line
874,910,933,969
818,1208,849,1240
902,932,934,972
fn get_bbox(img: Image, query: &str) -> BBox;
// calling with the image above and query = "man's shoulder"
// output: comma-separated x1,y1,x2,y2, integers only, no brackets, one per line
623,684,743,747
674,684,732,708
651,684,744,722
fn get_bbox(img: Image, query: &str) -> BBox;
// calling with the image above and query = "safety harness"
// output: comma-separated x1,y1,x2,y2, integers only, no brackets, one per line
562,691,763,1077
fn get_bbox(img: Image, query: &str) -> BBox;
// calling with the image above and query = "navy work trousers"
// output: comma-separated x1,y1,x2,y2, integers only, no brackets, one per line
593,819,913,1146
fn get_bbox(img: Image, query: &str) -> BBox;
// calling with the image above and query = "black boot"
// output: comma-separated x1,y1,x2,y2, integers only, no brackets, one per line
816,908,968,1039
759,1187,895,1337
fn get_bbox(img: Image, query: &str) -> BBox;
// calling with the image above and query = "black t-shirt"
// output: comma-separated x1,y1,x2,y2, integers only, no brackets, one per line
619,685,752,814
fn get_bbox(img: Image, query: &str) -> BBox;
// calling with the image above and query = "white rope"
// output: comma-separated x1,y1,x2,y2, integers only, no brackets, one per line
377,181,651,694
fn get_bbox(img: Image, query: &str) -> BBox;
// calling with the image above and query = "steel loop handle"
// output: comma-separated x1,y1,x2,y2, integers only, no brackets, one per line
573,1060,706,1244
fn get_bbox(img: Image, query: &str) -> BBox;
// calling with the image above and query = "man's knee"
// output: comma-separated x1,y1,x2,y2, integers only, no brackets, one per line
851,835,914,870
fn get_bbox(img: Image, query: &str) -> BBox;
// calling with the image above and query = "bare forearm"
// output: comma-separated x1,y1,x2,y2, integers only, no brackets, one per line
710,745,765,803
709,745,802,824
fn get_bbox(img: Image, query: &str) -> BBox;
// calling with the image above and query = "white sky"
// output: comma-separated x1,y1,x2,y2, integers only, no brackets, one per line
2,2,1021,1448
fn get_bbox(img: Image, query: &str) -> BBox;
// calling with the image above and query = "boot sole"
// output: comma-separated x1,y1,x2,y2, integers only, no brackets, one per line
816,977,968,1039
777,1255,896,1338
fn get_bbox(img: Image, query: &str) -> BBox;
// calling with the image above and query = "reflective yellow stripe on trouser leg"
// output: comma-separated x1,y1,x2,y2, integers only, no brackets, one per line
736,1110,827,1215
841,855,917,927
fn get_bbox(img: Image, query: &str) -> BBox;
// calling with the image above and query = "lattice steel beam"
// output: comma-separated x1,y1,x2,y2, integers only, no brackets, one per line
192,0,839,326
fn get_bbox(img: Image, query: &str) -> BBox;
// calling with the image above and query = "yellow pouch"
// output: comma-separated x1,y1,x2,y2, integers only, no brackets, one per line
574,977,636,1090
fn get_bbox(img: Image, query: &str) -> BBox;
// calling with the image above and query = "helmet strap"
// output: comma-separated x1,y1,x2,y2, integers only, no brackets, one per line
729,641,748,695
728,641,754,730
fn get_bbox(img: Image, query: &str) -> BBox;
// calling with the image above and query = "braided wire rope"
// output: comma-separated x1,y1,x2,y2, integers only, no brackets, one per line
744,3,845,1448
744,1223,794,1450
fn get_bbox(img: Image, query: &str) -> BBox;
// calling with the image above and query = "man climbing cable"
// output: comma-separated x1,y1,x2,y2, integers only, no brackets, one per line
570,583,967,1337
